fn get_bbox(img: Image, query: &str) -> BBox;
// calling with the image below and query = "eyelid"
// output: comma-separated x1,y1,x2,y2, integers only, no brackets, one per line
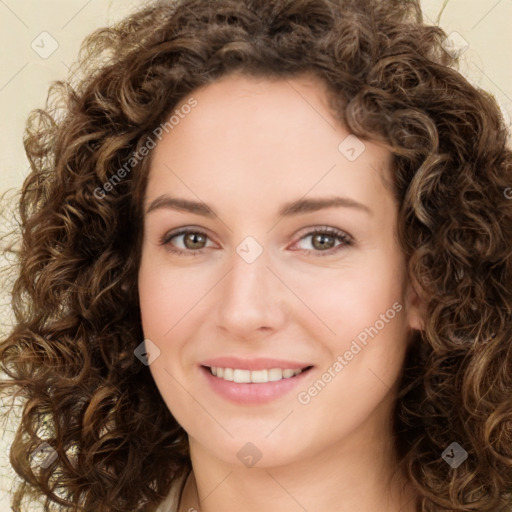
160,226,211,243
292,225,353,242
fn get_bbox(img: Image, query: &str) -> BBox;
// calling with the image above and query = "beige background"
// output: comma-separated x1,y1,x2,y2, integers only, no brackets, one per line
0,0,511,509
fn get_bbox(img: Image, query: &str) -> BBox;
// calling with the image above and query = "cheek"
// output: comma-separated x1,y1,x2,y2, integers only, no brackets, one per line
138,254,200,339
293,272,408,447
138,265,171,339
138,257,196,420
286,253,406,346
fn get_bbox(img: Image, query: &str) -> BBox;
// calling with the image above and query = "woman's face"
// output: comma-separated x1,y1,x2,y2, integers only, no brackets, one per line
138,72,423,468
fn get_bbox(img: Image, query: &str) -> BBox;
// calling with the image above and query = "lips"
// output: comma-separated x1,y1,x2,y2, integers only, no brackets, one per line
199,357,314,404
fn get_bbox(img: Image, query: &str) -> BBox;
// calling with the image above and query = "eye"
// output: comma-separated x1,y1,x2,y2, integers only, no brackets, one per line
160,226,353,257
160,228,213,256
292,227,353,256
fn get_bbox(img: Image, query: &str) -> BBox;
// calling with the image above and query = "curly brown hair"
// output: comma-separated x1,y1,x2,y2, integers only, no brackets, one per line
1,0,511,510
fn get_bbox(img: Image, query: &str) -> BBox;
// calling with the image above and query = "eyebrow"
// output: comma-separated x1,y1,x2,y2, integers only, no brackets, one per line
145,194,373,217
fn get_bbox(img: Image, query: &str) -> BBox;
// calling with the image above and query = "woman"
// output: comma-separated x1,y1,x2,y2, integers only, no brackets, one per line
1,0,511,511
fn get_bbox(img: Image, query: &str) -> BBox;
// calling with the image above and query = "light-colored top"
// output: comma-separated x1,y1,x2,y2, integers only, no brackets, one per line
155,469,190,512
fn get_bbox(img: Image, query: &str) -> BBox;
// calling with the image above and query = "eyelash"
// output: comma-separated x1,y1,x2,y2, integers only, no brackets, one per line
159,226,353,257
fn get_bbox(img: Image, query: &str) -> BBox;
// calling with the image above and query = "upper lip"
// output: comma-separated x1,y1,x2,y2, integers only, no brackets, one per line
200,357,313,371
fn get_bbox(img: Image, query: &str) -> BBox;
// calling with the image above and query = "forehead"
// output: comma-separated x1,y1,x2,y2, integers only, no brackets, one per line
146,73,394,212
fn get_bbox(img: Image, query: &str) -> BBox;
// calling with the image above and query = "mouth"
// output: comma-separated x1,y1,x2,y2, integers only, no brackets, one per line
200,363,314,404
202,365,314,383
199,357,315,404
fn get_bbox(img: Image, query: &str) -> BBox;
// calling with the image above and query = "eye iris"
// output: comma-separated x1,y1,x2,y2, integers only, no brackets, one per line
184,232,206,249
312,233,335,250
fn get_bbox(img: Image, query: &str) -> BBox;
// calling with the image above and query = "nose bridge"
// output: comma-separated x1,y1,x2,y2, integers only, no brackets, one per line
215,240,286,335
228,255,264,300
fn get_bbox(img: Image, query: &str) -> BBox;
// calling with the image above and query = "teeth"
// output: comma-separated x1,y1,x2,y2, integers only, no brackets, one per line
233,369,251,383
208,366,305,383
250,370,268,383
268,368,282,381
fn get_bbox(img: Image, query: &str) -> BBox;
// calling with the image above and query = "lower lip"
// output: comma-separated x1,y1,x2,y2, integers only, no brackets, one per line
200,366,313,405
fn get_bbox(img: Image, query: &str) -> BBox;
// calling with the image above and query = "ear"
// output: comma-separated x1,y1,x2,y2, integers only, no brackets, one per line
404,278,425,332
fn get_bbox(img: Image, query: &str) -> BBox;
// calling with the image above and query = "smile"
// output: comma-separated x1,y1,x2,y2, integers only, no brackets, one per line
200,364,314,404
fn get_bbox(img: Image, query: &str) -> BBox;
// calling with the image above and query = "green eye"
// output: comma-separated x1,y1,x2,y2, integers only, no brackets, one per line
294,228,352,257
161,229,211,256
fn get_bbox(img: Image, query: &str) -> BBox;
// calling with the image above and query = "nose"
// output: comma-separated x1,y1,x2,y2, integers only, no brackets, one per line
214,246,288,340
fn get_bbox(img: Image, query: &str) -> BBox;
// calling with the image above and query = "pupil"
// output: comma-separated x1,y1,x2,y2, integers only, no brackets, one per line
313,234,333,250
186,233,205,249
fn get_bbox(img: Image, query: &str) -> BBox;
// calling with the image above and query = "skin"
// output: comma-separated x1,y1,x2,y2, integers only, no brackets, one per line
138,72,424,512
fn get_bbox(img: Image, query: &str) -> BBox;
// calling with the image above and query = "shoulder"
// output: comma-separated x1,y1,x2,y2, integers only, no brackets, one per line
155,470,190,512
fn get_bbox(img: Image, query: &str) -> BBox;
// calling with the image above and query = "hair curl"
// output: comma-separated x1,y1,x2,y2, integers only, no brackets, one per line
1,0,511,510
